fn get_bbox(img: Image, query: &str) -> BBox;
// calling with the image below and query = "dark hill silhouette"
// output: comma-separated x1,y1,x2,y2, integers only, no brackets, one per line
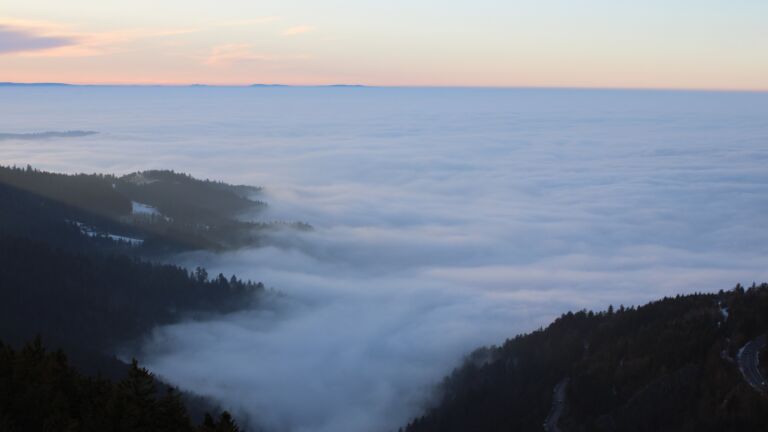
0,236,264,374
0,338,241,432
402,284,768,432
0,165,287,429
0,165,276,253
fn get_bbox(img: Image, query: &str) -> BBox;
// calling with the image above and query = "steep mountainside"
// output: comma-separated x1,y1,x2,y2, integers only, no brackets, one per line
0,166,281,428
403,284,768,432
0,236,264,365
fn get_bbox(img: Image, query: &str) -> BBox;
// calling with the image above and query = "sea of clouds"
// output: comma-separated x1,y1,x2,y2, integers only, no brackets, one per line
2,86,767,431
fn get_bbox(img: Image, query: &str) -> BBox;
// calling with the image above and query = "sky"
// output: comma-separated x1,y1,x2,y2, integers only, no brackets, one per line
2,86,767,430
1,0,767,89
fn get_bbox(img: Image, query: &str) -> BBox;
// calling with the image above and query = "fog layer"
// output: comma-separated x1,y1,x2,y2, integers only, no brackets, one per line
2,87,767,431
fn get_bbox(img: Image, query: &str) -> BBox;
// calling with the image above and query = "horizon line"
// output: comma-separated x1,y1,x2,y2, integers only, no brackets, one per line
1,81,767,94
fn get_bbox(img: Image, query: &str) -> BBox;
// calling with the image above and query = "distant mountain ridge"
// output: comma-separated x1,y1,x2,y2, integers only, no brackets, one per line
0,81,368,88
0,82,73,87
250,83,367,88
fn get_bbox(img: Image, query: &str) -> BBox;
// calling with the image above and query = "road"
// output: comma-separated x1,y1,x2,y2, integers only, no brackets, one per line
737,335,767,393
543,378,569,432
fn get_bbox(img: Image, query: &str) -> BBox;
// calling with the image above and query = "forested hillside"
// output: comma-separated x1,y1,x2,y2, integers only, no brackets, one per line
4,164,768,432
0,166,277,429
0,339,241,432
0,165,276,252
0,236,263,362
403,284,768,432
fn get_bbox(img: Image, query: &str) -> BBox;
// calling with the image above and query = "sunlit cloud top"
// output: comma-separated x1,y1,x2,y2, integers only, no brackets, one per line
1,0,767,89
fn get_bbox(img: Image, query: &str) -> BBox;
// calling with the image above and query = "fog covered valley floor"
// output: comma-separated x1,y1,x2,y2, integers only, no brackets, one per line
2,87,768,431
3,167,768,431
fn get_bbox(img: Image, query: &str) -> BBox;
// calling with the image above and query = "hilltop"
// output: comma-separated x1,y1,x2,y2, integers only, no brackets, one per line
0,165,295,254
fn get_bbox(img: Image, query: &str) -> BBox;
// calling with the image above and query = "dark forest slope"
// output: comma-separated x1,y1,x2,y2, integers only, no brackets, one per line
0,166,269,369
0,236,264,377
403,284,768,432
0,339,241,432
0,165,272,253
0,166,277,427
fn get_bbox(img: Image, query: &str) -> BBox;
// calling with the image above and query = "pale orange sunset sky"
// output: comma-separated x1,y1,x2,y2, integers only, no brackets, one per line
1,0,767,90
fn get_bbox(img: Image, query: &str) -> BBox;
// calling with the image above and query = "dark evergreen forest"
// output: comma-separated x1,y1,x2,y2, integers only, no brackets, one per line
0,236,263,371
0,339,241,432
402,284,768,432
3,164,767,431
0,166,271,429
0,165,276,253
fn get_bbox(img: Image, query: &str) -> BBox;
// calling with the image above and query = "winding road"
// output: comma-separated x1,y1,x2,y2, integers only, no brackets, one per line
737,335,767,393
543,378,569,432
539,333,763,432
